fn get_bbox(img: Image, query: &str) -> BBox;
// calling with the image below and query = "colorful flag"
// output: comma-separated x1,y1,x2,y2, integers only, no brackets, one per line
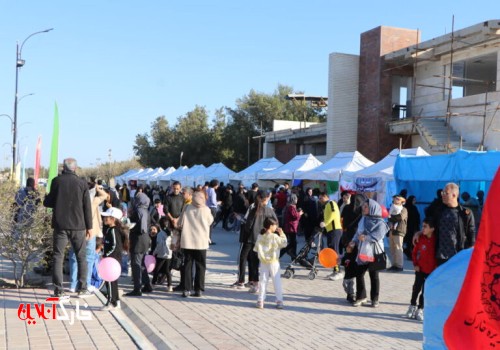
34,136,41,188
46,103,59,193
444,168,500,349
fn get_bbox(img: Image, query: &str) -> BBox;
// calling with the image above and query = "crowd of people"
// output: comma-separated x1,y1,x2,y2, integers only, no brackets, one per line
23,157,481,316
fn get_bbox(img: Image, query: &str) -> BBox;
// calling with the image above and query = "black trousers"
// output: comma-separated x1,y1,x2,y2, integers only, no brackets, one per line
238,242,259,283
105,280,119,305
280,232,297,260
153,257,172,286
410,271,429,308
52,229,87,293
183,249,207,292
248,243,260,282
356,264,380,302
130,252,152,292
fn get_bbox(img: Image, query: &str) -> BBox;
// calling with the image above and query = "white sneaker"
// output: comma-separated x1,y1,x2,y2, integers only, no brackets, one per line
167,286,173,292
415,308,424,321
405,305,417,318
115,301,121,309
352,298,368,307
329,271,345,281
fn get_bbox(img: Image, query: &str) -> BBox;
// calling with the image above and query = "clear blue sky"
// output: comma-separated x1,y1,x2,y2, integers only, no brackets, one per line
0,1,497,168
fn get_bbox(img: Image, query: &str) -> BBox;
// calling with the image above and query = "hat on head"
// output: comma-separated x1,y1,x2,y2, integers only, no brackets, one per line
101,207,123,220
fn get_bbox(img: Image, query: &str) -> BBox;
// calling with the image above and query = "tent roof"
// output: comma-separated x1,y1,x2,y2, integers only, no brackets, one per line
230,157,284,181
137,168,162,180
202,163,235,178
348,147,430,181
156,166,177,181
395,149,500,182
295,151,374,181
171,165,205,183
167,166,189,180
123,168,148,181
258,154,322,180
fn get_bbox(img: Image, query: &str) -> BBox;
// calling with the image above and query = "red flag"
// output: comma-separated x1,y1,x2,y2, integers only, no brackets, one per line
444,168,500,349
34,136,41,188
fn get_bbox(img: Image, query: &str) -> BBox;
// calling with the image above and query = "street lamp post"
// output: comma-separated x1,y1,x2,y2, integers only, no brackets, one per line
13,28,53,172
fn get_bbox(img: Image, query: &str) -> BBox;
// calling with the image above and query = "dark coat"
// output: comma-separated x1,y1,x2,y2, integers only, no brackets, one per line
43,171,92,231
240,205,277,244
129,192,151,254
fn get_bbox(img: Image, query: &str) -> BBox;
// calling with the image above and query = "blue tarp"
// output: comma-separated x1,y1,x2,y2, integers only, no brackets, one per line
423,248,472,350
394,150,500,209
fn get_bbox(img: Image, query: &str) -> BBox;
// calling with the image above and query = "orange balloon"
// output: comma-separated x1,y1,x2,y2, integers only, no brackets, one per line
318,248,338,268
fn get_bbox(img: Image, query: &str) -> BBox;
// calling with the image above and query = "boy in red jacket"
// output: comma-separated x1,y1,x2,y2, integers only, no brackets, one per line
404,217,437,321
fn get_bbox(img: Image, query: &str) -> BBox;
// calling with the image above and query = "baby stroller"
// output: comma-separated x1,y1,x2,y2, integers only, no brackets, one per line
283,229,324,280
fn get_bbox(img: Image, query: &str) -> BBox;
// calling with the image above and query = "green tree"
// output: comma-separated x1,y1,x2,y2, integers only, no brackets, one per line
132,84,327,171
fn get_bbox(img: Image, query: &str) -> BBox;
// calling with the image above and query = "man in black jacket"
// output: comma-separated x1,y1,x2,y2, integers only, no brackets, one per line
43,158,92,298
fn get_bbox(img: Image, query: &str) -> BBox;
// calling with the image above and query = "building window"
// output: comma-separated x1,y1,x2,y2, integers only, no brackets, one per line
452,53,497,98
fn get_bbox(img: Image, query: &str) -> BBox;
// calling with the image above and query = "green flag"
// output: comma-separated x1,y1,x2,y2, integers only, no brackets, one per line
47,102,59,193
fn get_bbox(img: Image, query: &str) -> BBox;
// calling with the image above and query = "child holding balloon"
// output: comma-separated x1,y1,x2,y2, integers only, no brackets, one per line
152,220,173,291
101,207,128,310
253,217,287,309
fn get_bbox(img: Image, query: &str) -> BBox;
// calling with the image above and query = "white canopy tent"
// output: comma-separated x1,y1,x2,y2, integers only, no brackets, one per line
115,169,141,185
258,154,322,181
122,168,147,184
295,151,373,181
186,162,235,186
172,164,206,186
346,147,430,207
157,166,186,188
230,157,283,188
154,166,177,184
137,168,162,184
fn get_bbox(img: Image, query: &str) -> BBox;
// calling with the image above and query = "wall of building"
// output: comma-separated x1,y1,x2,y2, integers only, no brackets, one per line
413,47,500,150
357,26,419,161
327,53,359,157
273,120,318,131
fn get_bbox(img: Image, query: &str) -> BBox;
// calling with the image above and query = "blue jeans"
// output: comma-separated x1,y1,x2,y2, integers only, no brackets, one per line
121,253,129,274
69,237,96,290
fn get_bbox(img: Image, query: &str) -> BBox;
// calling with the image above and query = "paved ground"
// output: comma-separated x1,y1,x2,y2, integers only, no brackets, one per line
0,227,423,349
120,227,423,350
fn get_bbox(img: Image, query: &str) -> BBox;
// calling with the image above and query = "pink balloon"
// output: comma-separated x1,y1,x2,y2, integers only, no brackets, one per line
144,254,156,273
98,257,121,282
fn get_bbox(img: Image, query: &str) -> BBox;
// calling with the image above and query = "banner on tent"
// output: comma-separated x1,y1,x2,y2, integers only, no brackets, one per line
355,177,380,192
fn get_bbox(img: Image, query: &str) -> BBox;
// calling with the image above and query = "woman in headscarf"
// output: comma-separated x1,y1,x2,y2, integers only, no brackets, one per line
349,199,389,307
179,191,214,297
280,194,303,260
404,195,421,259
125,187,152,296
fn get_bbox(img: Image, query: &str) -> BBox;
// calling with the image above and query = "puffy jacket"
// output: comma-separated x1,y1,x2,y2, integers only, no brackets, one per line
43,171,92,231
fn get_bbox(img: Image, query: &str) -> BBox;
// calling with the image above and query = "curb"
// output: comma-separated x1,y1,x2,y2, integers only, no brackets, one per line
119,295,174,350
94,289,157,350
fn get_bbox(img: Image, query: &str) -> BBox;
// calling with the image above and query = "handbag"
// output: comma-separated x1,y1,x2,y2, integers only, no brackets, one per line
170,250,183,271
369,241,387,272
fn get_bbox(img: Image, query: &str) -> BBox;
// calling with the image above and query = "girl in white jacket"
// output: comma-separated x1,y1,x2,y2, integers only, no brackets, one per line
254,217,287,309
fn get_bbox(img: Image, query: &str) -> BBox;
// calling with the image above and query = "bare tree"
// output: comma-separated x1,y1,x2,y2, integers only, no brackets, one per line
0,181,52,288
